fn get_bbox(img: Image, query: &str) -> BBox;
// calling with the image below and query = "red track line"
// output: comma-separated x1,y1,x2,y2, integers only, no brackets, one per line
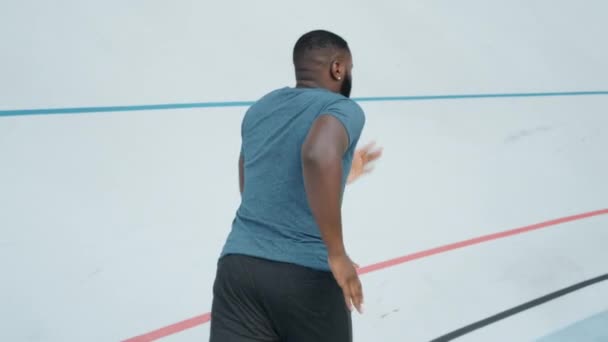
123,313,211,342
122,208,608,342
357,208,608,275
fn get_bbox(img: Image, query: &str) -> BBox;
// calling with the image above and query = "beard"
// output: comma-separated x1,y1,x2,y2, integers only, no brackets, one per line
340,72,352,98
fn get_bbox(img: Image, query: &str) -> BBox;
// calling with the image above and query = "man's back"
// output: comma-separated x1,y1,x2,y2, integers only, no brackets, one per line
220,86,365,271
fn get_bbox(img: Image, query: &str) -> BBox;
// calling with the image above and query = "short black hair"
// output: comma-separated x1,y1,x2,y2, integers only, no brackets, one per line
293,30,350,64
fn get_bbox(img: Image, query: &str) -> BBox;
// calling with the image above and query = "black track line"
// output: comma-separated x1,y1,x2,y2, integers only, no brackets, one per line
430,273,608,341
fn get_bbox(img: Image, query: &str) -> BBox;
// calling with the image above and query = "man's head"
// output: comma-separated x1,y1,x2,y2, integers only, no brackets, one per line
293,30,353,98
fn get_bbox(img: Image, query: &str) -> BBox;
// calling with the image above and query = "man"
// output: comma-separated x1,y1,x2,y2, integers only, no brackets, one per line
210,29,382,342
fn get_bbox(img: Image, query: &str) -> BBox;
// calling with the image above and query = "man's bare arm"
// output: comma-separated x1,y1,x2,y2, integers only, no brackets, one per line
301,114,363,313
301,114,349,256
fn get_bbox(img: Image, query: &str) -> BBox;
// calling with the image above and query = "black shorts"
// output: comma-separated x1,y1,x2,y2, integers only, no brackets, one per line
209,254,352,342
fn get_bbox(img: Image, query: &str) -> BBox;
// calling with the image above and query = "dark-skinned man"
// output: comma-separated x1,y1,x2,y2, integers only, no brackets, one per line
210,29,382,342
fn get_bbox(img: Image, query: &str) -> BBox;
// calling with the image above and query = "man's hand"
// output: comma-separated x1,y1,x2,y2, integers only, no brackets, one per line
329,253,364,314
347,141,383,184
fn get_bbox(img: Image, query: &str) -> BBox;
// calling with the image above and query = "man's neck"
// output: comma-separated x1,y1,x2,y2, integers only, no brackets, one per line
295,79,322,89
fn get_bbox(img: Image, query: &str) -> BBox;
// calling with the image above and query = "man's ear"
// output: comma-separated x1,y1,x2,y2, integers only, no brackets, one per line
330,59,344,81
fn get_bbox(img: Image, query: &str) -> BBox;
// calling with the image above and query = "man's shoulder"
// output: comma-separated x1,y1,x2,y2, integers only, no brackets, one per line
262,86,291,98
249,87,364,117
323,95,365,119
303,89,365,118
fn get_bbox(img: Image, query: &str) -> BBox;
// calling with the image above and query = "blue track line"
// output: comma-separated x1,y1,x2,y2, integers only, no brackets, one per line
1,91,607,117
